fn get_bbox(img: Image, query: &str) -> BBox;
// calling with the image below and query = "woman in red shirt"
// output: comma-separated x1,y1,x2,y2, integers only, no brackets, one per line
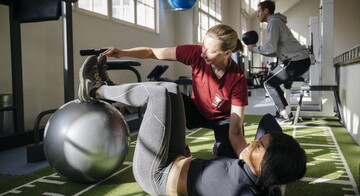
103,24,248,158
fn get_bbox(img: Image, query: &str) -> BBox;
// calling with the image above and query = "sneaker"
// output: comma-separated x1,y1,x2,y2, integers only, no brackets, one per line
97,55,115,86
212,142,221,156
184,144,192,157
275,116,293,125
78,55,105,101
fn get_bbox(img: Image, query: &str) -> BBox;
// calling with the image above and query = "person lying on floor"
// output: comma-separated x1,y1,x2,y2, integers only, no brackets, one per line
100,24,248,159
77,55,307,196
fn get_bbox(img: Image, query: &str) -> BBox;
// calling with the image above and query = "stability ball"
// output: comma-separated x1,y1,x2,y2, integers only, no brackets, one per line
167,0,196,10
242,30,259,45
43,99,130,183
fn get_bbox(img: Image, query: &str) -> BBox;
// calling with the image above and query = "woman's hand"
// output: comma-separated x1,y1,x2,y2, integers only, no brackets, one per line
102,47,121,58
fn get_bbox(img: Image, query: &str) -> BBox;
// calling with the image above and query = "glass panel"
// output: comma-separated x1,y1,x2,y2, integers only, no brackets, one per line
215,0,221,20
251,0,259,11
93,0,107,15
209,0,215,16
138,0,154,7
137,1,154,29
197,0,222,42
78,0,155,30
199,0,208,11
112,0,135,23
209,17,216,28
199,12,209,42
78,0,92,11
78,0,107,15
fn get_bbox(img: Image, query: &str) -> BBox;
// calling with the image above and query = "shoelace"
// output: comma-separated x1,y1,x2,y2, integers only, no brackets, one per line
103,65,111,81
94,72,103,85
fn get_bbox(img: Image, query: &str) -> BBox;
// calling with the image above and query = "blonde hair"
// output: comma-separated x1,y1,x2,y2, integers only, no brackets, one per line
206,24,243,53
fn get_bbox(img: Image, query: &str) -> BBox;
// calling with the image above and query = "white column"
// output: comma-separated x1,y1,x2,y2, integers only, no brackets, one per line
320,0,334,84
320,0,335,115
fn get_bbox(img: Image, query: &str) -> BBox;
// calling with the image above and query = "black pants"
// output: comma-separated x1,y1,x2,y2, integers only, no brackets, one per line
182,93,237,158
264,58,311,112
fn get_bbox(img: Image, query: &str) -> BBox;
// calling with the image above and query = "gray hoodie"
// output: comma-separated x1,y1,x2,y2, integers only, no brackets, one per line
252,13,309,62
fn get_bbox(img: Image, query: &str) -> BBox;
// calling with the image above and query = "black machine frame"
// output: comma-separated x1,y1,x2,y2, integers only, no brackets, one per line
0,0,76,150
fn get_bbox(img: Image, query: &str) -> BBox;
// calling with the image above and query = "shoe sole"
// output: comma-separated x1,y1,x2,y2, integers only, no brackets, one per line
78,55,97,101
277,121,293,125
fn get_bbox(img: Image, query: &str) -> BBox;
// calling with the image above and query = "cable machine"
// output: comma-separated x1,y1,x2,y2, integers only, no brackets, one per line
0,0,76,150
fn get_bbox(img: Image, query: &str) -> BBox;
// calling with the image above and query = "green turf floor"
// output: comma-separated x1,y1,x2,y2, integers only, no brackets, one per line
0,115,359,196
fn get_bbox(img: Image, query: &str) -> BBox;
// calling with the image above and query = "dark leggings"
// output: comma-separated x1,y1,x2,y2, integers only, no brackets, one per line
182,93,237,158
264,58,310,112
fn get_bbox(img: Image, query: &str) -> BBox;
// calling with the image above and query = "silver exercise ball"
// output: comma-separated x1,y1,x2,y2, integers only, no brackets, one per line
43,99,130,183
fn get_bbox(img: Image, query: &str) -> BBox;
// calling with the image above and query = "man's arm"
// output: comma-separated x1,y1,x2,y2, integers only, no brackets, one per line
228,105,247,158
248,21,280,56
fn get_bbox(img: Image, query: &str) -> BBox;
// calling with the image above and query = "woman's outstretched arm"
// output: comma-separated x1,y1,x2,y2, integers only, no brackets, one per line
102,47,177,61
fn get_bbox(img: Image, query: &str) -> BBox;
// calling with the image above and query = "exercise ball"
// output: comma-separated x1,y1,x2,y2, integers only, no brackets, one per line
242,30,259,45
43,99,130,183
167,0,196,10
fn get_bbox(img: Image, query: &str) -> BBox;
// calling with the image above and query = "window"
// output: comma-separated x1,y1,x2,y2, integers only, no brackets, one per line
76,0,156,31
197,0,222,43
250,0,259,11
112,0,135,23
78,0,108,16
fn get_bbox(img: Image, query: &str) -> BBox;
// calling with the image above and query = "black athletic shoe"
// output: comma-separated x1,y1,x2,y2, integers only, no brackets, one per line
78,55,105,101
97,55,115,86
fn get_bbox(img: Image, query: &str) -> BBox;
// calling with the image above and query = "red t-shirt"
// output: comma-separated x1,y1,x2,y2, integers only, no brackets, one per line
176,45,248,120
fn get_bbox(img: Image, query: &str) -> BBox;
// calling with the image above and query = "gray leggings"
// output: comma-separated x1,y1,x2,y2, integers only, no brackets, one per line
98,82,185,195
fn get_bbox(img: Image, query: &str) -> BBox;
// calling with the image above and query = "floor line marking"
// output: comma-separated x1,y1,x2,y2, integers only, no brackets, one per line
293,125,359,195
301,177,353,185
73,164,132,196
186,128,205,137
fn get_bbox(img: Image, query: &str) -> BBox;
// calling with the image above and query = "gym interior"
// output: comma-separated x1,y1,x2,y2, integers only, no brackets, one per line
1,0,360,195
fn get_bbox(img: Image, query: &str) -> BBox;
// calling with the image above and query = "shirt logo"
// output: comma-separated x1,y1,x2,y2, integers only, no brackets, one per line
212,93,223,108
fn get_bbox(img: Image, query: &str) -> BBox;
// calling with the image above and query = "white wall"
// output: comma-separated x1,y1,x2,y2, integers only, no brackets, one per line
284,0,319,44
335,0,360,145
339,63,360,145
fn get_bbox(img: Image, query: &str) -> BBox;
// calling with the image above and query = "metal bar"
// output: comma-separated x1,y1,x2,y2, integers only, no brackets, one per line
9,1,25,133
33,109,57,144
62,0,75,102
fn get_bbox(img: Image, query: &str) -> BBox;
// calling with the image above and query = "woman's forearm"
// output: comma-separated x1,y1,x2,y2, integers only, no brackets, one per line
103,47,177,60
